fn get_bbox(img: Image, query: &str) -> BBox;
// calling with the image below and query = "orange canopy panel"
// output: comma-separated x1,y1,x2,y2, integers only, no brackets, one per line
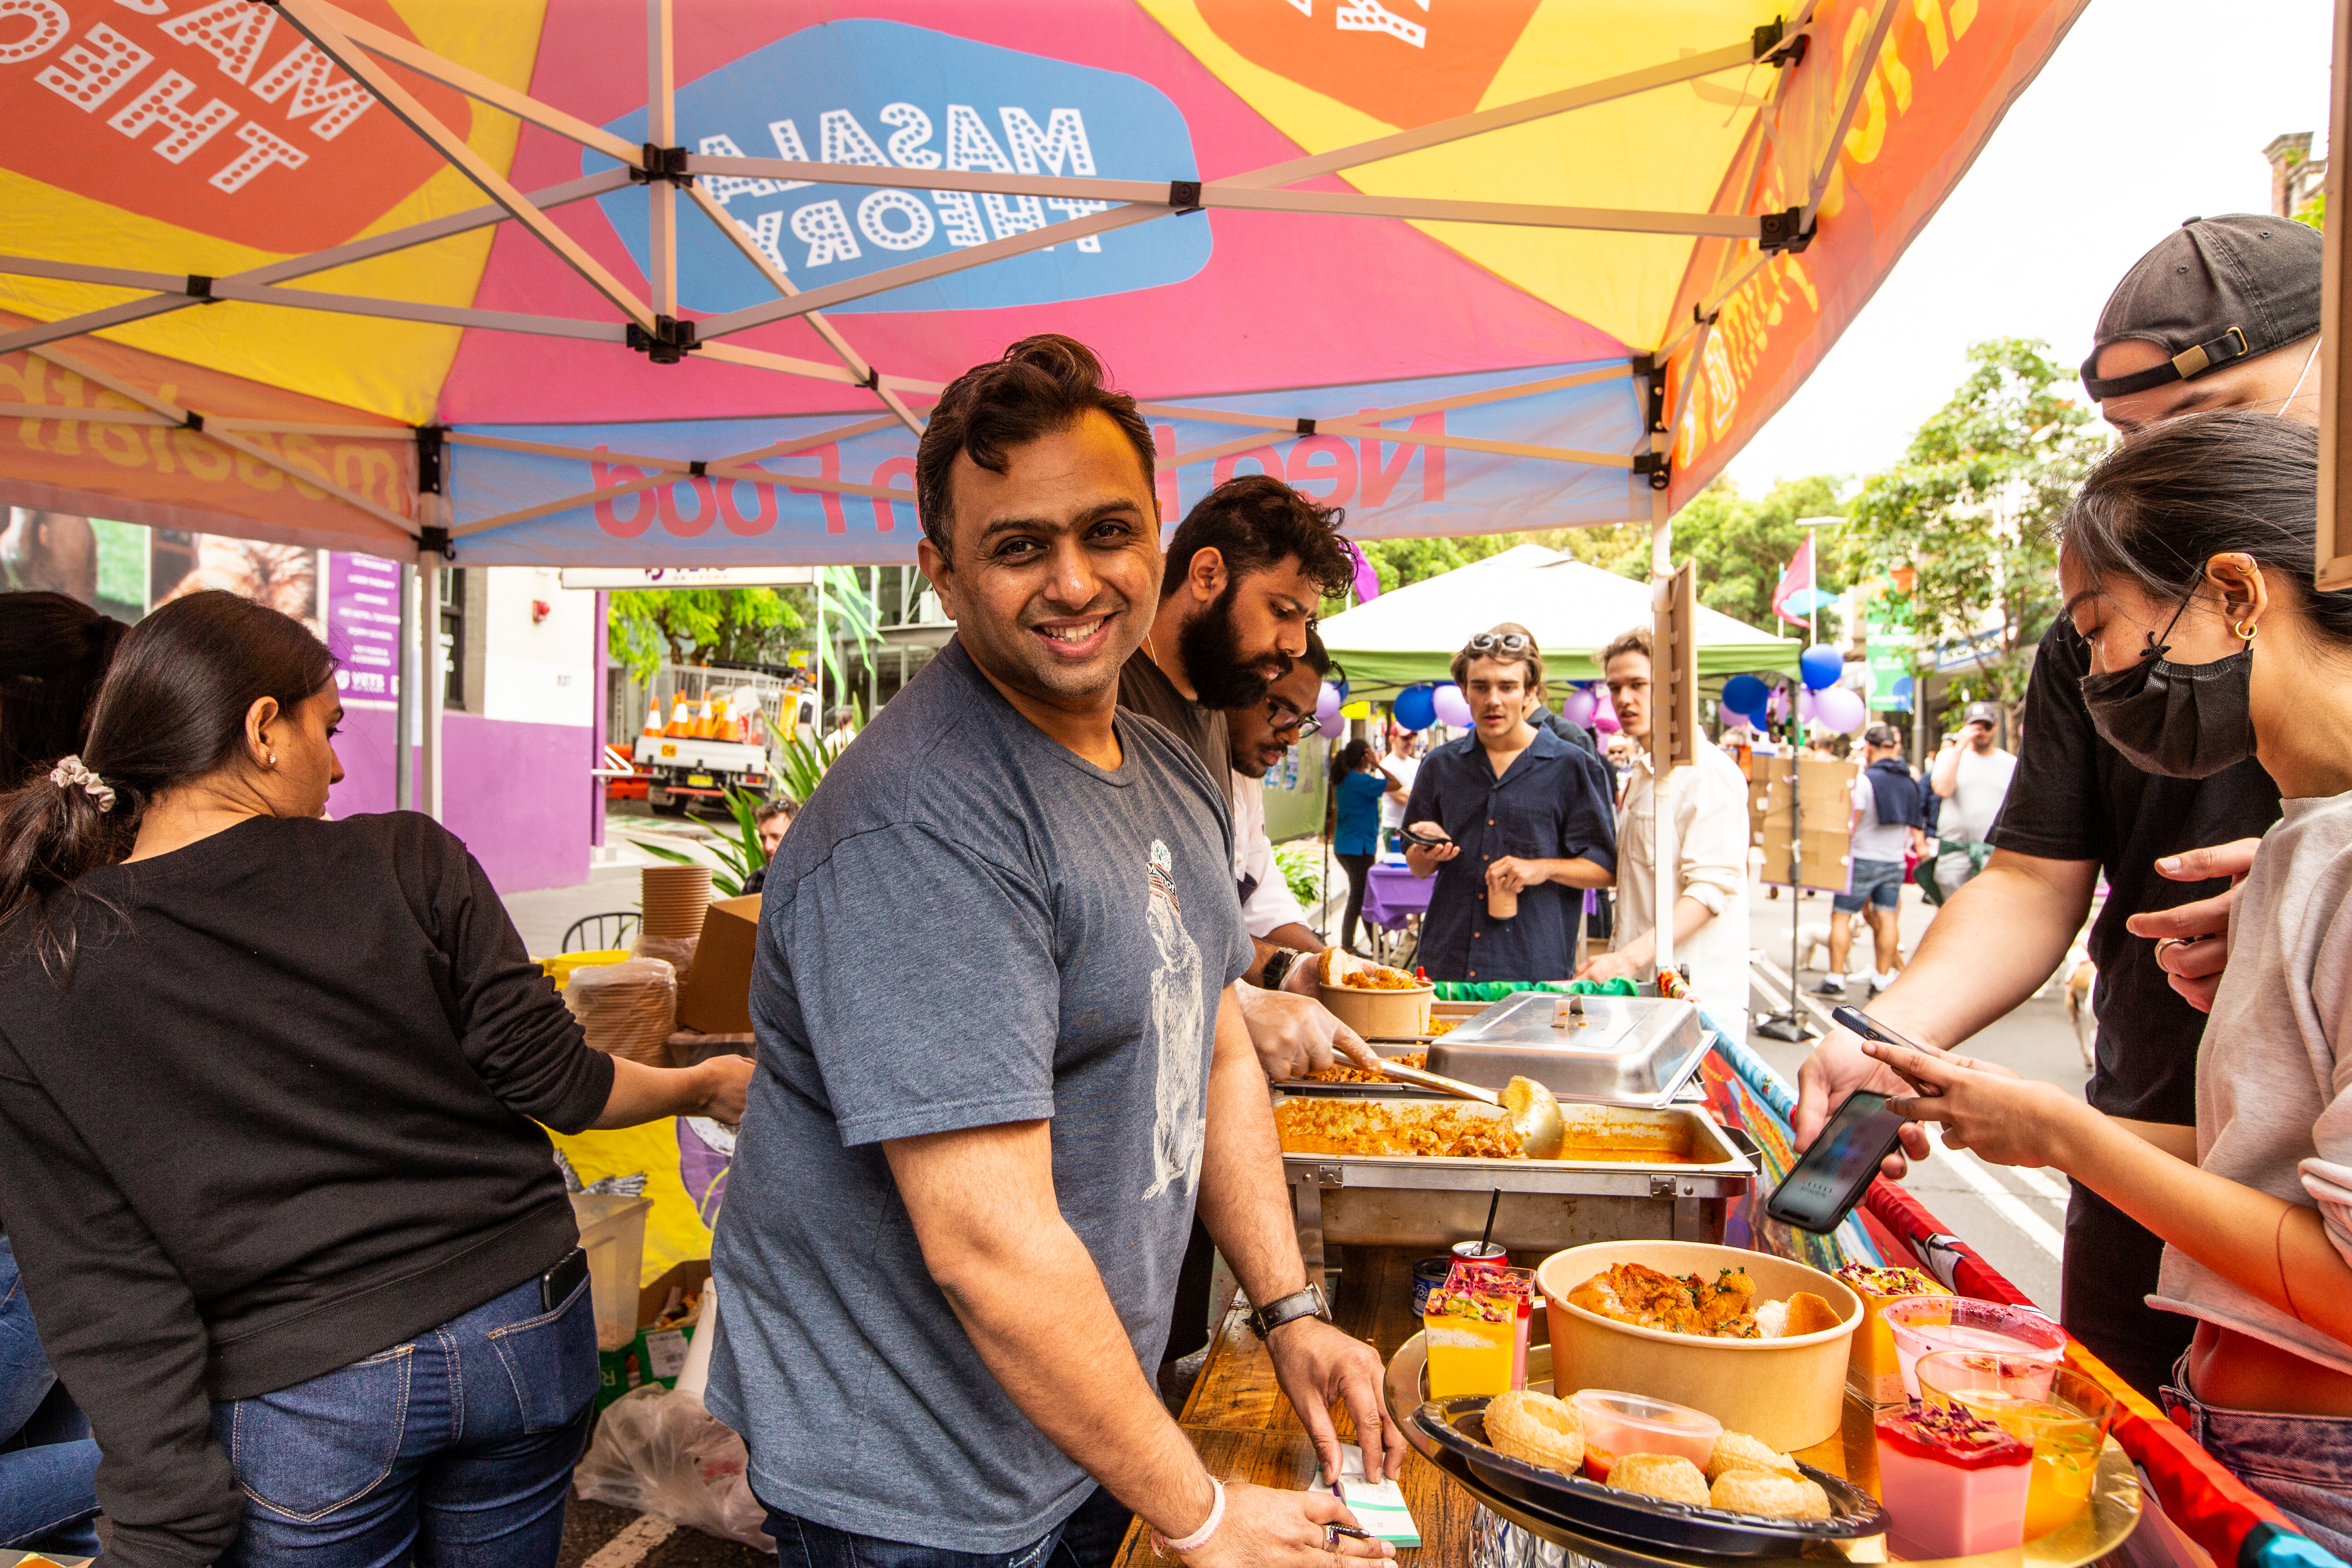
0,0,2087,564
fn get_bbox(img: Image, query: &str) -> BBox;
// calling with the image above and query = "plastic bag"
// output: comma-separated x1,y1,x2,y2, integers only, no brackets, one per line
563,958,677,1063
573,1385,774,1551
632,931,701,985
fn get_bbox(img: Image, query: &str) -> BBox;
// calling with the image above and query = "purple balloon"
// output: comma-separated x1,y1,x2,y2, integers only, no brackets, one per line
1816,687,1867,733
1431,682,1473,728
1592,689,1621,734
1795,687,1819,722
1315,681,1344,725
1559,686,1597,727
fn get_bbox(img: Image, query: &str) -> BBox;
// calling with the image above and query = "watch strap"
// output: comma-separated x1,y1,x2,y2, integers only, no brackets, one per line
1248,1284,1328,1340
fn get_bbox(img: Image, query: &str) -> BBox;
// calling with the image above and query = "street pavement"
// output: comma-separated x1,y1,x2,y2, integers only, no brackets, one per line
1737,872,2088,1312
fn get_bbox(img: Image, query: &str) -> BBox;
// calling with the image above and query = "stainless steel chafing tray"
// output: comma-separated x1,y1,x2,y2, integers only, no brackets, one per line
1273,1095,1754,1284
1427,992,1708,1108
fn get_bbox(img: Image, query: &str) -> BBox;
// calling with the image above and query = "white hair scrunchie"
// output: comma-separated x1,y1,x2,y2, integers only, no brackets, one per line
49,755,116,813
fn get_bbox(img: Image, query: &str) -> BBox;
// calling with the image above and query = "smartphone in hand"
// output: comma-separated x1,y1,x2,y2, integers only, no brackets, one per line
1765,1090,1907,1234
1830,1004,1940,1099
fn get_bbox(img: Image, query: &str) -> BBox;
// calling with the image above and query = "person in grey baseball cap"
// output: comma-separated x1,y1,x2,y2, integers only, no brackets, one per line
2082,215,2323,438
1796,215,2306,1401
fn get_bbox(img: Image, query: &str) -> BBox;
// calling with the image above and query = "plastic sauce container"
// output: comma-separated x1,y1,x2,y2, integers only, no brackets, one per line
1571,1389,1724,1467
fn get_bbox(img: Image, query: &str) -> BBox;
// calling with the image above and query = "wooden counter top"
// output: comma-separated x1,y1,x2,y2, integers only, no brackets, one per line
1113,1247,1478,1567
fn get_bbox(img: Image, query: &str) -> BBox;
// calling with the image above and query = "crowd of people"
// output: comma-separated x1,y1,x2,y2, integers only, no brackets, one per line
0,208,2347,1563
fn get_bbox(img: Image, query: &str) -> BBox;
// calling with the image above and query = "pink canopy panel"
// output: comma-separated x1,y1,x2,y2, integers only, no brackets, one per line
0,0,2087,564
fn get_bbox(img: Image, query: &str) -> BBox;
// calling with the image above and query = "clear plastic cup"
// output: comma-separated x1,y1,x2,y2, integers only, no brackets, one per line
1882,1296,2066,1400
1917,1352,2116,1538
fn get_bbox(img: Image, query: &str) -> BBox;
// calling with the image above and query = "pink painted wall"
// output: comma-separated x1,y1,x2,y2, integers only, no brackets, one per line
330,707,592,894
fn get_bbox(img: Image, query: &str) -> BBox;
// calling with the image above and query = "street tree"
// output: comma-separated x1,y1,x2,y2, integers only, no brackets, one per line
608,587,806,684
1843,337,2101,728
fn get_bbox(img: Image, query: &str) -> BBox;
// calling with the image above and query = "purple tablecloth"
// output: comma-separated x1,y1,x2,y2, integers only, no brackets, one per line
1361,862,1432,932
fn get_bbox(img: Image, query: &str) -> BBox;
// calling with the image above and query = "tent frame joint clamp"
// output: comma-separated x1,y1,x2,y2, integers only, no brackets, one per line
185,274,220,303
1754,22,1809,69
632,144,693,186
627,315,700,365
1167,180,1204,213
1758,207,1815,255
419,525,454,561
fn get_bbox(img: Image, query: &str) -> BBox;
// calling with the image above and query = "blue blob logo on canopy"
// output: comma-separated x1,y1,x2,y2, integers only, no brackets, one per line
589,20,1211,316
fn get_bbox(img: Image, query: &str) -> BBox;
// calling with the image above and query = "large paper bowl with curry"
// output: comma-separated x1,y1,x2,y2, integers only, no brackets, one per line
1315,953,1433,1038
1536,1241,1861,1451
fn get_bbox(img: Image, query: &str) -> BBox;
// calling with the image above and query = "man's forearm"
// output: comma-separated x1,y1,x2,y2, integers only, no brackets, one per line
1196,987,1309,1308
887,1126,1215,1540
1870,851,2095,1046
1931,747,1962,798
1536,856,1613,890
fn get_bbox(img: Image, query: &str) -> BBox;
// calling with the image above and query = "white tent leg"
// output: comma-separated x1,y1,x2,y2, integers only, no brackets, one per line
396,562,415,813
645,0,677,321
1650,481,1676,981
422,563,444,821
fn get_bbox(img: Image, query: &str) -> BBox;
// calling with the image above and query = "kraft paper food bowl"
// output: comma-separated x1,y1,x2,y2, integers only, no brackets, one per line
1537,1241,1862,1451
1317,982,1434,1040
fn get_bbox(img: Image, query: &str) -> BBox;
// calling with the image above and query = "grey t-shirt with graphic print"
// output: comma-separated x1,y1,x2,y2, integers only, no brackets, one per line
708,637,1251,1553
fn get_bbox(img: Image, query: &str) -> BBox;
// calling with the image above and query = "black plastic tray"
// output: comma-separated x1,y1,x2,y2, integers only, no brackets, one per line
1416,1397,1890,1558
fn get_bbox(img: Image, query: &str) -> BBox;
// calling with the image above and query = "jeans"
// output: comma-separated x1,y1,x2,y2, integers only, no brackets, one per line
763,1483,1134,1568
0,1233,101,1555
210,1263,599,1568
2162,1351,2352,1560
1832,857,1905,914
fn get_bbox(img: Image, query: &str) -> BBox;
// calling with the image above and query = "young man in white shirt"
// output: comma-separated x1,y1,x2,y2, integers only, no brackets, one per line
1576,627,1753,1042
1928,700,2017,898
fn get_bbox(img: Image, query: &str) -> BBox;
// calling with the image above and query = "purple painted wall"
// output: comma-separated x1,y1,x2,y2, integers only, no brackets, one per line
331,706,591,894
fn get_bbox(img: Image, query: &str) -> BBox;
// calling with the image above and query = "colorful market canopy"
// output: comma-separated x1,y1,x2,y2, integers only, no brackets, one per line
1318,543,1798,687
0,0,2087,565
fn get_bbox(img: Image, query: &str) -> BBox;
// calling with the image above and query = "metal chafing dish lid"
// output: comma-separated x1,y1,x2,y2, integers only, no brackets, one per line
1427,992,1710,1109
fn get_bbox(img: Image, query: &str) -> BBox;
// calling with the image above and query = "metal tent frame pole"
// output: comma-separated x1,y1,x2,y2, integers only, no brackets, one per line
0,5,1872,559
395,562,415,813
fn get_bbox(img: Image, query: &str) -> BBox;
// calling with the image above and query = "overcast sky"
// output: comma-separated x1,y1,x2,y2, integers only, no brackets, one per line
1720,0,2336,494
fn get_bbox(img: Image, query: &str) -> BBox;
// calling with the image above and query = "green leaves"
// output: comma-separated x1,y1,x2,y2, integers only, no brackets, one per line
622,783,775,899
605,587,808,685
1844,338,2104,711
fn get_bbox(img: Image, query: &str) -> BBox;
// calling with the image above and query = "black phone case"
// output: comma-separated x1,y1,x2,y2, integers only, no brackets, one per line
1764,1108,1903,1235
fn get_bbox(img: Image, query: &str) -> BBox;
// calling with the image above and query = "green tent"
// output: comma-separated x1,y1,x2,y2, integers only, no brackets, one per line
1320,544,1799,690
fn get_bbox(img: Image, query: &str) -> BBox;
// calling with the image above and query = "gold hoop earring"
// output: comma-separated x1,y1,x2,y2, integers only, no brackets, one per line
2234,620,2258,643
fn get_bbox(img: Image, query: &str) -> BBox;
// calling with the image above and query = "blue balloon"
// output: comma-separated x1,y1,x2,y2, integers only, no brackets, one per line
1393,683,1437,732
1799,643,1843,691
1720,675,1769,720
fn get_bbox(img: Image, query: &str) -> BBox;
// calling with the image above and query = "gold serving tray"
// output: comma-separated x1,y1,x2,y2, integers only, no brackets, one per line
1386,1333,2141,1568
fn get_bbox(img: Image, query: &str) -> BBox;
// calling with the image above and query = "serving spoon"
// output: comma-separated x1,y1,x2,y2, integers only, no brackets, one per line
1357,1059,1567,1160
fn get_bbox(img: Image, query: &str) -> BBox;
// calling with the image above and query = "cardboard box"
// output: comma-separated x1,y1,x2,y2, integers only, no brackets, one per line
676,894,761,1034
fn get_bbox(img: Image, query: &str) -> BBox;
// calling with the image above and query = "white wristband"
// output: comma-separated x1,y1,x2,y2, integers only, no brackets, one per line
1156,1477,1225,1556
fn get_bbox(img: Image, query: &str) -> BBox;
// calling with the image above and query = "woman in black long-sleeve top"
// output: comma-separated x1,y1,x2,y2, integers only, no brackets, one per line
0,592,751,1568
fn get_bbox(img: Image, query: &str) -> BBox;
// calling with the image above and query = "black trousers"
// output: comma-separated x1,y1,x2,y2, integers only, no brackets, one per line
1336,852,1376,952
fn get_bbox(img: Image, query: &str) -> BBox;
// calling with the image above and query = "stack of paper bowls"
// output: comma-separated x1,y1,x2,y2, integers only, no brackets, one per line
640,864,714,943
563,958,676,1065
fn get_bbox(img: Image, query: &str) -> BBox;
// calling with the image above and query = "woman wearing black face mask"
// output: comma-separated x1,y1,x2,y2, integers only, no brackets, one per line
1850,411,2352,1549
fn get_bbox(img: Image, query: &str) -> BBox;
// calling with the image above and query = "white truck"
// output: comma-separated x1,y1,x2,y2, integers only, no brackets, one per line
629,666,817,816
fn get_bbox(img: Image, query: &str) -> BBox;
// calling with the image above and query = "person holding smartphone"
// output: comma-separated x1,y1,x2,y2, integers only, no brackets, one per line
1401,625,1616,983
0,593,753,1568
1860,414,2352,1551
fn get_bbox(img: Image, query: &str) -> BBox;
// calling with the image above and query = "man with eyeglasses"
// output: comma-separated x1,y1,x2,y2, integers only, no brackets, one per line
1230,638,1332,962
1402,623,1617,983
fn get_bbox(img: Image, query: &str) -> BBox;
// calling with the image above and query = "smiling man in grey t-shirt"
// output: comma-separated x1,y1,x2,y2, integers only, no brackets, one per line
709,335,1402,1568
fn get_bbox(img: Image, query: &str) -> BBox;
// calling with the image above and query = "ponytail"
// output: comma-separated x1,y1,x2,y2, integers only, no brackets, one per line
0,591,334,971
0,590,129,789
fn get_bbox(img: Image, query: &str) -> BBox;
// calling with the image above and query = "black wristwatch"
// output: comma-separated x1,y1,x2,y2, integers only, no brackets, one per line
1247,1284,1331,1341
1261,948,1303,992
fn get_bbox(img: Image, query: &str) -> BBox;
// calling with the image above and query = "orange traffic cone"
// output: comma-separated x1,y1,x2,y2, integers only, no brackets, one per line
663,695,691,738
